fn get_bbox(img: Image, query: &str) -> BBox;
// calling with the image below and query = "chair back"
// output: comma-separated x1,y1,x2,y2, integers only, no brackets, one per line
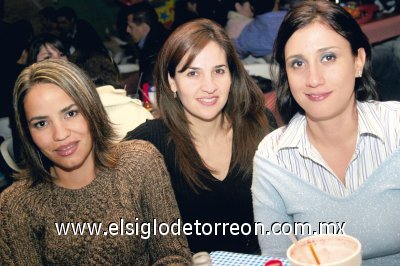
0,138,21,172
243,63,272,79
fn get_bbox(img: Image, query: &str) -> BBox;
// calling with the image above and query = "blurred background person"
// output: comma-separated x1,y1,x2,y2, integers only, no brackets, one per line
56,6,108,59
124,1,170,97
76,52,153,140
26,33,69,65
196,0,233,27
37,6,59,36
234,0,286,59
0,19,33,190
171,0,199,30
225,0,253,39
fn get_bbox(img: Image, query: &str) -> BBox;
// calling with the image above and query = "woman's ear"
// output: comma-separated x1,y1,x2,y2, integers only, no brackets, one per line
355,48,366,77
168,74,177,93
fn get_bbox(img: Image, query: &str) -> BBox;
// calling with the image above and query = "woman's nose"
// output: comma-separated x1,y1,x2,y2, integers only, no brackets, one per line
201,75,218,94
306,64,324,88
52,121,70,141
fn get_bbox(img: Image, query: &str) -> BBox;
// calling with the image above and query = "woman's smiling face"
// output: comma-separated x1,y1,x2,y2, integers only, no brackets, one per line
284,21,365,122
168,41,232,124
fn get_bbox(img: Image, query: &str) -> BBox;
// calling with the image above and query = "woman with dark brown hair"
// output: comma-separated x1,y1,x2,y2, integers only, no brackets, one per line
124,18,274,253
253,0,400,263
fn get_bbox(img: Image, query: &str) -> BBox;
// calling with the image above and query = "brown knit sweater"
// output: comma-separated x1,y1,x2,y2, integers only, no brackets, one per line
0,140,191,265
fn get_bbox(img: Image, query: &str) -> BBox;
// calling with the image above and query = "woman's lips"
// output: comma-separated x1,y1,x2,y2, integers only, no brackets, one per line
306,92,332,101
55,141,78,157
197,96,218,106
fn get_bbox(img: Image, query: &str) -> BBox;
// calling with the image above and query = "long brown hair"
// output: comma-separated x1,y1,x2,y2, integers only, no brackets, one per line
154,18,270,191
13,59,117,185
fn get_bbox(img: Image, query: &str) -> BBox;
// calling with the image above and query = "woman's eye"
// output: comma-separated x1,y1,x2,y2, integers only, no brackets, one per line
291,60,304,68
187,70,198,77
215,68,225,74
66,110,78,118
187,71,197,77
322,54,336,62
33,121,48,128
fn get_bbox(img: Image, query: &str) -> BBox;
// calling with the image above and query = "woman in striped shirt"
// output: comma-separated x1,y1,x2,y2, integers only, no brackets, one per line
252,1,400,264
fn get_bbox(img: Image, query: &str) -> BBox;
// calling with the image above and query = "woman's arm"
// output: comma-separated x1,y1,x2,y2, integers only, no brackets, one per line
252,152,293,257
134,141,191,265
0,186,43,264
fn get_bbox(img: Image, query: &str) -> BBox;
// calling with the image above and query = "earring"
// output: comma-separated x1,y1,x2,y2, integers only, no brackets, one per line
358,71,362,78
173,91,177,98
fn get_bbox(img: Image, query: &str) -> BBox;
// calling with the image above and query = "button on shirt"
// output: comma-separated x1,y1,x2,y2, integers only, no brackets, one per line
258,101,400,197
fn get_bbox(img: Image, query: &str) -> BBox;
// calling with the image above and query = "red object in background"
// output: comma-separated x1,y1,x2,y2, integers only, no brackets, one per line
265,259,283,266
142,82,152,111
357,4,379,24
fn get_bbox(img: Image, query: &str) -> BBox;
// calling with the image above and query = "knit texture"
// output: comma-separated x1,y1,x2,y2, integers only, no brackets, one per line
0,140,191,265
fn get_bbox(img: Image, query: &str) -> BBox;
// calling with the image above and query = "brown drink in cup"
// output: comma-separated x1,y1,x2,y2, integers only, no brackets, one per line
287,234,361,266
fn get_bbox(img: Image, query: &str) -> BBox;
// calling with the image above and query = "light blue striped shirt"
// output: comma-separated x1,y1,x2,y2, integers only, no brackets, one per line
258,101,400,197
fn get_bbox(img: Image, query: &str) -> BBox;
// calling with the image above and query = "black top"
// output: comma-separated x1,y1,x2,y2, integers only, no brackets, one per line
125,119,260,254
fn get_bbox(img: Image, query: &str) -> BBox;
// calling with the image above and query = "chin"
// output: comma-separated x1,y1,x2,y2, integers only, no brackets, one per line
54,157,87,172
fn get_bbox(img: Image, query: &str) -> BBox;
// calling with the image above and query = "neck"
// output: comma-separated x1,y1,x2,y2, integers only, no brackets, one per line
52,152,96,190
306,103,358,147
189,114,231,144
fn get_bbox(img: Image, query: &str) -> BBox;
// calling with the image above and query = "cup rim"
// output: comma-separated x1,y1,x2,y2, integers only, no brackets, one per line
286,234,361,266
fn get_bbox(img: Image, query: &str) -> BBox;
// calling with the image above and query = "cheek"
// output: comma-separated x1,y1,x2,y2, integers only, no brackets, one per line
287,74,299,93
175,79,194,94
30,130,49,150
80,119,92,139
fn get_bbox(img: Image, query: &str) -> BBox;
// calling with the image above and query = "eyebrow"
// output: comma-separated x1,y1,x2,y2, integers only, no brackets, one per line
286,46,339,61
28,104,77,123
186,64,228,70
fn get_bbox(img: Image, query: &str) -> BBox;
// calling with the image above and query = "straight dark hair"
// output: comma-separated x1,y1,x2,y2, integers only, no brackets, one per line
13,59,117,185
272,0,378,124
154,18,270,191
27,33,69,65
127,1,159,27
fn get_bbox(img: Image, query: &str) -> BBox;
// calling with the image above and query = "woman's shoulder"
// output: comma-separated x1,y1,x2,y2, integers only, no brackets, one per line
111,140,170,187
362,100,400,112
358,101,400,128
114,140,161,160
0,180,42,214
257,114,305,158
124,119,168,140
256,126,286,158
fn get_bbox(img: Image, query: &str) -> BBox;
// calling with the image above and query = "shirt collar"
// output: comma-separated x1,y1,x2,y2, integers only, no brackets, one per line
276,101,386,152
276,113,306,150
138,34,147,49
357,101,385,141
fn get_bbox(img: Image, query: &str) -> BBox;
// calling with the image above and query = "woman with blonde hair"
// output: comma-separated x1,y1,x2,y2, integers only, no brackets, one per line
0,59,191,265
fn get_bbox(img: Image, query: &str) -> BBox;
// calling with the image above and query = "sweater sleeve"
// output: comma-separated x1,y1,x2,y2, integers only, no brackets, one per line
252,151,293,257
123,119,152,141
0,185,44,264
119,140,191,265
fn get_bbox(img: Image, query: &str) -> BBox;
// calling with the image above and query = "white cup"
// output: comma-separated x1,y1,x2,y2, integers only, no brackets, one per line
287,234,361,266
